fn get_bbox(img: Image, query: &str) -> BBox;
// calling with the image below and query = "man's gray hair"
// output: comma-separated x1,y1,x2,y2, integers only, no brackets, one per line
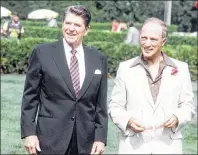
140,17,168,39
62,5,91,27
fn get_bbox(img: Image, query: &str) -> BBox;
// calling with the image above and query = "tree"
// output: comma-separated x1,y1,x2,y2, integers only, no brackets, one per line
164,1,172,25
171,1,196,32
1,0,196,32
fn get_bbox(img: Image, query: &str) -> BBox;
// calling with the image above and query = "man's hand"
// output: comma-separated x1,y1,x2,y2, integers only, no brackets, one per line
91,141,105,154
24,135,41,155
2,29,7,36
127,117,145,133
163,114,179,128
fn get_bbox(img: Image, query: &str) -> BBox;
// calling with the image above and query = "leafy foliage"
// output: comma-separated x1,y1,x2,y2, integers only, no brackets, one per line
1,1,197,32
1,38,197,80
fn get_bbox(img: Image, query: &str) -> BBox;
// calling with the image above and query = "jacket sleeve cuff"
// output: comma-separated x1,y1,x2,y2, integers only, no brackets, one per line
171,113,183,133
123,117,135,136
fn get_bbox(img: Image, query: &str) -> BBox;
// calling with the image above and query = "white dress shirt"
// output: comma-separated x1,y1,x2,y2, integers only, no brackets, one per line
62,38,85,88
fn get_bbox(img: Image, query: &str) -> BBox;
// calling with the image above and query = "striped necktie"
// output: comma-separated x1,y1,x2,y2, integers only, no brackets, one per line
69,50,80,97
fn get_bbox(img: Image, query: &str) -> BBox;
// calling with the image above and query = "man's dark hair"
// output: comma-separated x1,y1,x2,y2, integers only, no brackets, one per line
12,12,19,17
62,5,91,27
113,18,120,23
128,20,134,27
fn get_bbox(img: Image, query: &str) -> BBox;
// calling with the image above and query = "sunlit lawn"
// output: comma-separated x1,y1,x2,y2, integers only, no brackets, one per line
1,74,197,154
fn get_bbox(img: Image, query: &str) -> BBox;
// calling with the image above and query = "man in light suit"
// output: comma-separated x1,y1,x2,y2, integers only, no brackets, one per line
21,5,108,155
108,17,195,154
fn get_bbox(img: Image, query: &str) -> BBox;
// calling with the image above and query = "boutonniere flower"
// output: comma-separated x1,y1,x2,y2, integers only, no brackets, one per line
171,68,178,75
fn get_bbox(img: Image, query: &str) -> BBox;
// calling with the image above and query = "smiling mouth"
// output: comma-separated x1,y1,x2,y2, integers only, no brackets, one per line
66,36,76,40
67,33,76,36
144,49,153,52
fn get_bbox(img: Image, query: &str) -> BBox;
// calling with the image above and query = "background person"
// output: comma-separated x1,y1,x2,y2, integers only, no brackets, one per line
111,19,120,32
2,12,24,39
124,20,140,46
117,22,127,32
47,17,58,27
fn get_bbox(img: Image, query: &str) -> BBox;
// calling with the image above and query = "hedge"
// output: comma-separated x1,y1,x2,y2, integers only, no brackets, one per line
1,38,56,74
88,42,197,80
23,28,125,43
21,20,112,30
1,38,197,80
16,26,198,46
20,20,178,33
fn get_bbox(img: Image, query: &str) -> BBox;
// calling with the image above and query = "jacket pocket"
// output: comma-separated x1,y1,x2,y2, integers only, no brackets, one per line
118,129,135,138
38,114,54,118
169,130,183,139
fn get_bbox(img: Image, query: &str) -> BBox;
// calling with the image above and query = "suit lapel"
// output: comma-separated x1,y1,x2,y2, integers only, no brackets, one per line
51,40,76,98
137,66,155,109
154,67,171,111
77,45,96,100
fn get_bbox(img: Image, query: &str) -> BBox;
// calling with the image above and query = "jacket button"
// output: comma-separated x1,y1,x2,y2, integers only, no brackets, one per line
71,117,75,121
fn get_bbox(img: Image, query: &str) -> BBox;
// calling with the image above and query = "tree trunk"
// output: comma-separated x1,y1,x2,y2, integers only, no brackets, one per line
164,1,172,25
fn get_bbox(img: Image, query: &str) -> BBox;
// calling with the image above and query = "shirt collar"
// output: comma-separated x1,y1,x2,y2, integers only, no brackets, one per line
130,52,177,68
12,21,20,25
163,52,177,68
62,38,83,55
130,55,142,68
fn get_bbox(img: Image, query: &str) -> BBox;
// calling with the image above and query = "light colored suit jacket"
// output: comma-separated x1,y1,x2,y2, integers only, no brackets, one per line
108,56,195,154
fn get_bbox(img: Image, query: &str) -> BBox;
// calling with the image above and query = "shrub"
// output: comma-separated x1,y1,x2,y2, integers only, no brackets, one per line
1,38,56,73
21,20,178,33
1,38,197,80
22,27,197,46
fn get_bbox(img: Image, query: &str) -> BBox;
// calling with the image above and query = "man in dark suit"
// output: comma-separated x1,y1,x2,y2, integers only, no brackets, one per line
21,5,108,155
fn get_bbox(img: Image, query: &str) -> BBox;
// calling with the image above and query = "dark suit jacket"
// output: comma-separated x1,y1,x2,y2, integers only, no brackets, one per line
21,40,108,154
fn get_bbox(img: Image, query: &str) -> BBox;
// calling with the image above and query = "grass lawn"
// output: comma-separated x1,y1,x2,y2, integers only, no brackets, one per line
1,74,197,154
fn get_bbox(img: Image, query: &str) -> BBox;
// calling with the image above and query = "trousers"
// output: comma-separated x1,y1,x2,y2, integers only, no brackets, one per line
65,120,78,155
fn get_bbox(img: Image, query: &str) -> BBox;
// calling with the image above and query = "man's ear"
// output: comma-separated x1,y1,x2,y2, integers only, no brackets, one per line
84,25,90,36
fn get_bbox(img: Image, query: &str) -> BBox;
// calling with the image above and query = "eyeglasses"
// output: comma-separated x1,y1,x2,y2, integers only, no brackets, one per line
140,107,165,143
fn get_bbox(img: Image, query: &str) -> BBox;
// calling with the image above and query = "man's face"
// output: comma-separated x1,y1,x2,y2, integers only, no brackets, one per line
62,12,89,48
12,15,19,22
140,22,166,59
